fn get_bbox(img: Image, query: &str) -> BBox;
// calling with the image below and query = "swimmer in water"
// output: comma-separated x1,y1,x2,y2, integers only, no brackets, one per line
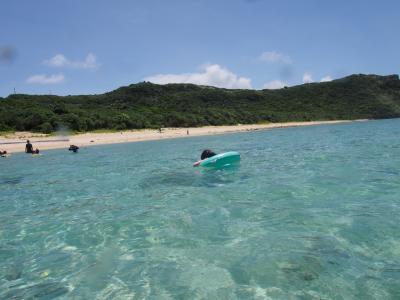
201,149,216,160
193,149,217,167
68,145,79,153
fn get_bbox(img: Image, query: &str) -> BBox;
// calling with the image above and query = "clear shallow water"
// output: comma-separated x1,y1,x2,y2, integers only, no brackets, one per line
1,120,400,300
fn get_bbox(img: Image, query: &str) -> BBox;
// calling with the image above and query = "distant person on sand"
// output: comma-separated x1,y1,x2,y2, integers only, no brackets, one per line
25,140,33,154
201,149,216,160
187,130,189,135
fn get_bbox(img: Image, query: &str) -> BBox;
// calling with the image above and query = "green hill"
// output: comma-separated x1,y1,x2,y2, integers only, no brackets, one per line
1,74,399,133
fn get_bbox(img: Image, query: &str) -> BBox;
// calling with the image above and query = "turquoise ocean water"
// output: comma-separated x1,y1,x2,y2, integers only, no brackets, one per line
1,119,400,299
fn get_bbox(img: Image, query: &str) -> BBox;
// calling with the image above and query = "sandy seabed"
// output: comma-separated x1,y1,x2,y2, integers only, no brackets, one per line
0,120,364,153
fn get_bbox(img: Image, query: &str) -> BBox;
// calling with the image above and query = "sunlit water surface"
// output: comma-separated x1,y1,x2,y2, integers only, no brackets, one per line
1,119,400,299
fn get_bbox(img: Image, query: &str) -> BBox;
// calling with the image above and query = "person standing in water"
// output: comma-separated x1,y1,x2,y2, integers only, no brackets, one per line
25,140,33,154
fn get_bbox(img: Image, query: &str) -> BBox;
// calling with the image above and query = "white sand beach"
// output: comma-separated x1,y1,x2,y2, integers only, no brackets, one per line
0,120,364,153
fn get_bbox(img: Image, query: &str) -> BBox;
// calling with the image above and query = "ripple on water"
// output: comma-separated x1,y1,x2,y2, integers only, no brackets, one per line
0,282,69,299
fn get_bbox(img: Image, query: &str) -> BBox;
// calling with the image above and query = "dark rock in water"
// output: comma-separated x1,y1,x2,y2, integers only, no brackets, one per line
302,271,317,281
0,176,24,185
1,282,69,299
279,258,320,283
5,266,22,281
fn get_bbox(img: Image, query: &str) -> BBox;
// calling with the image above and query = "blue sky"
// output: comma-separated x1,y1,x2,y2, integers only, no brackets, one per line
0,0,399,96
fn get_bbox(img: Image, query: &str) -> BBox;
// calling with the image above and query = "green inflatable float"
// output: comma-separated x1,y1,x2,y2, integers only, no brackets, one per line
193,151,240,168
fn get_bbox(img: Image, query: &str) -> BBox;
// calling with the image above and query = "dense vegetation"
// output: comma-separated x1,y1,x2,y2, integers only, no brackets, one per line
1,74,400,133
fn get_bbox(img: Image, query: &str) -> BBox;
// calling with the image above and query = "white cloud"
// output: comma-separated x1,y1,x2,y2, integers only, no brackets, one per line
44,53,99,69
320,75,332,82
262,80,286,89
45,54,68,67
144,64,252,89
259,51,291,64
26,74,65,84
302,72,314,83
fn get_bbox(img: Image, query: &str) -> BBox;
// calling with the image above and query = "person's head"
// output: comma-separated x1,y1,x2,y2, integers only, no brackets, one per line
201,149,215,160
27,140,30,143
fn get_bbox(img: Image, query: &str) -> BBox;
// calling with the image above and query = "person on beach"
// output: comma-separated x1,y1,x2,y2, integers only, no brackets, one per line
0,150,7,157
25,140,33,154
201,149,216,160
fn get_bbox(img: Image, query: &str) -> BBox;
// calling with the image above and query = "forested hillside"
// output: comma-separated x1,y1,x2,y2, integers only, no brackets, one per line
1,74,399,133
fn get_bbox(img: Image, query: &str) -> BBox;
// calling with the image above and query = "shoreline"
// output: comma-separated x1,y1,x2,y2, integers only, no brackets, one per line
0,120,365,153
